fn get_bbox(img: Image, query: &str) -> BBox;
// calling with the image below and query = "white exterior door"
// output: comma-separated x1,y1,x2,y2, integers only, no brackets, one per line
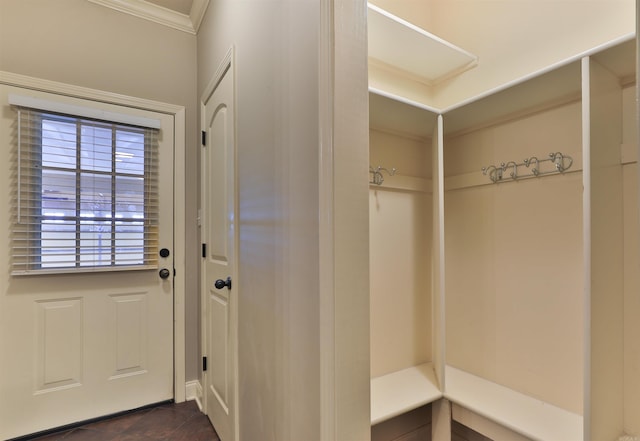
201,55,238,441
0,85,175,440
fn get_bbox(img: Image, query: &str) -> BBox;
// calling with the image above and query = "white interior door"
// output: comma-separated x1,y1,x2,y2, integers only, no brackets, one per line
201,56,237,441
0,85,175,440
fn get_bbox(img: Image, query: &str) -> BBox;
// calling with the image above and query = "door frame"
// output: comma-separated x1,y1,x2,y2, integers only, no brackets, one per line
0,70,188,403
199,46,239,440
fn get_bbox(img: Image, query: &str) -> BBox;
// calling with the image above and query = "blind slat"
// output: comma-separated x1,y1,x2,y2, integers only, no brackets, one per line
11,105,160,275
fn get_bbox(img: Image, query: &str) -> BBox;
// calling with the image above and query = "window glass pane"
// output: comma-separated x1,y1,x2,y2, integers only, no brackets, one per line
115,222,144,265
42,118,77,169
81,125,112,172
80,221,112,266
42,170,76,217
80,173,112,219
115,130,144,175
41,220,76,268
116,176,144,220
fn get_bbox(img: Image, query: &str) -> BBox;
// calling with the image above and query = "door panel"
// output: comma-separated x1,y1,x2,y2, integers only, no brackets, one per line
202,59,237,441
209,104,230,264
209,291,229,408
35,298,83,392
110,292,148,378
0,85,175,440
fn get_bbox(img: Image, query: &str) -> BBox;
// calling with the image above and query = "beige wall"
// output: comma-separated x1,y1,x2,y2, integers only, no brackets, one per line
0,0,200,381
369,129,432,378
444,100,585,415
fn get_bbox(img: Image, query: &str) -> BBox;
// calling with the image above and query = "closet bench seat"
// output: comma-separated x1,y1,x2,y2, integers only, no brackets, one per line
370,362,442,425
445,365,583,441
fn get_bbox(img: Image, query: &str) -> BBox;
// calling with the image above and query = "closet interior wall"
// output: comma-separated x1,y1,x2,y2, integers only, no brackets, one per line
369,93,437,440
369,125,433,378
441,42,638,439
442,64,585,416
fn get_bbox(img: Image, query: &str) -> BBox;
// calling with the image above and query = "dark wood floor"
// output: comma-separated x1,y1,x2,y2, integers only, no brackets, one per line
26,401,220,441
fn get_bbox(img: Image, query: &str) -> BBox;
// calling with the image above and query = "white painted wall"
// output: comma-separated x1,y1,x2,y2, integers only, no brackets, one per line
0,0,200,381
197,0,370,439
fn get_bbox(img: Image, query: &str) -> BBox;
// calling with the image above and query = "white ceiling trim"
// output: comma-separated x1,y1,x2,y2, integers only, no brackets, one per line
188,0,209,33
88,0,209,35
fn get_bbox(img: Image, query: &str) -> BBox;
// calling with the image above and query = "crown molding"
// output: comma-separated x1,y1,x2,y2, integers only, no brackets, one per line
189,0,209,33
88,0,209,35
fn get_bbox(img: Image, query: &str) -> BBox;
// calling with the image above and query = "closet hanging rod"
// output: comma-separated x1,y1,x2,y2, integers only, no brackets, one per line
370,165,396,185
481,152,573,184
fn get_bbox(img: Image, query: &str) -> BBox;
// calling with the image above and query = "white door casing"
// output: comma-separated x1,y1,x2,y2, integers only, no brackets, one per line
201,49,238,441
0,78,181,440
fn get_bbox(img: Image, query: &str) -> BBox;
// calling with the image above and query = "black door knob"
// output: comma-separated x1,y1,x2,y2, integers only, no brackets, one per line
159,268,171,279
214,277,232,290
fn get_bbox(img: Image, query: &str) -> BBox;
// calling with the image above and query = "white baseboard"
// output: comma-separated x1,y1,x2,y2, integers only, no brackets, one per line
185,380,204,412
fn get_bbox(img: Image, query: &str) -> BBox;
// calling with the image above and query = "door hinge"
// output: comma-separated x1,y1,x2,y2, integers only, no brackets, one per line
203,356,207,372
202,243,207,258
201,131,206,146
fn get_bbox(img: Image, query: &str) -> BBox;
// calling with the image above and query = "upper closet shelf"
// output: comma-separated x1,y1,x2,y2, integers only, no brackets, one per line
367,3,478,85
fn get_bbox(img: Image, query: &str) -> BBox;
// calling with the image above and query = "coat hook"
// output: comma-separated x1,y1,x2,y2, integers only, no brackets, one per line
482,151,572,184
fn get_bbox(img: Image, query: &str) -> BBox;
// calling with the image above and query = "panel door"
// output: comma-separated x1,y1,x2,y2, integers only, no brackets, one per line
0,85,175,440
201,59,237,441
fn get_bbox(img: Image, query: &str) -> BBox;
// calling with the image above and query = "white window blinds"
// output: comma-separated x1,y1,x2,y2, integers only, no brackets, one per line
12,105,160,275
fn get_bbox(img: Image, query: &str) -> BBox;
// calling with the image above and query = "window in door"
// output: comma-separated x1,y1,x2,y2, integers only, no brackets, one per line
12,106,159,275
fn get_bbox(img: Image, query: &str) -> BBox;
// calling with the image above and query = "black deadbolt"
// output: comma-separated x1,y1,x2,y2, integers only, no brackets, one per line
159,248,170,258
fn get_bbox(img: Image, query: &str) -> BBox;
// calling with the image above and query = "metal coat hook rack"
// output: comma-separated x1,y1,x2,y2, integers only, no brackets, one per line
370,165,396,185
482,152,573,184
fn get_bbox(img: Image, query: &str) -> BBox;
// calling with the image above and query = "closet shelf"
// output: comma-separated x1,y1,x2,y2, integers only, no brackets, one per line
367,4,478,85
370,362,442,425
444,365,583,441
